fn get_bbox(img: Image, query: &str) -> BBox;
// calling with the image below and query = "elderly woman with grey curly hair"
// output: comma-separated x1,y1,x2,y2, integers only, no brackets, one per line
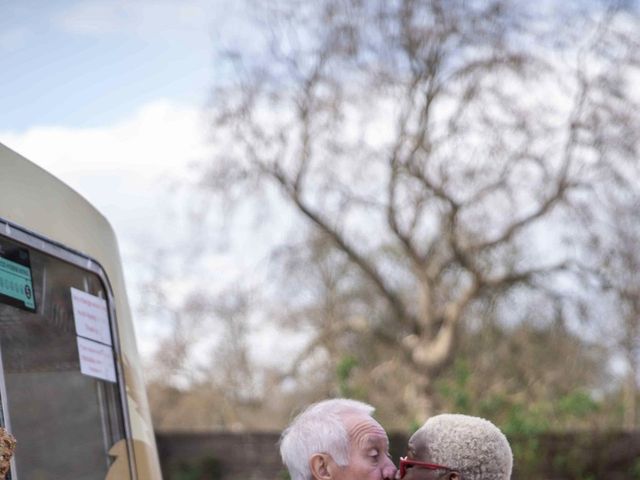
398,414,513,480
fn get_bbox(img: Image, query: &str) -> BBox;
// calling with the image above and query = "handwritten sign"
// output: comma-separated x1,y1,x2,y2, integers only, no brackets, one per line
71,287,112,346
77,336,116,383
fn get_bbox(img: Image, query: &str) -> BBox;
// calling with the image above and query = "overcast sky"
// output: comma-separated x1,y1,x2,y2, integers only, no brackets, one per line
0,0,262,358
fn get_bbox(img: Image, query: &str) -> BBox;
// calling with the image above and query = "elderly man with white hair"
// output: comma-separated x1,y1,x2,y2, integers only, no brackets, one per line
280,398,397,480
398,414,513,480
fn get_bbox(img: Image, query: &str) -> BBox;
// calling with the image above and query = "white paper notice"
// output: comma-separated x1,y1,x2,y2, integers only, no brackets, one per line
71,287,112,346
77,336,117,383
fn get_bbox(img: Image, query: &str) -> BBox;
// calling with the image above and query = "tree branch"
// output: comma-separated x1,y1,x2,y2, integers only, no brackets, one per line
468,180,568,253
484,262,570,290
271,169,416,327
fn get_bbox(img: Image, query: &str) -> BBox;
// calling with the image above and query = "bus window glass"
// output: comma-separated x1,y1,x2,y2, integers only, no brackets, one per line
0,235,127,480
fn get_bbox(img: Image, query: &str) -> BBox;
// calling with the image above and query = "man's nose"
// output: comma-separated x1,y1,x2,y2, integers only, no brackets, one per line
382,456,397,480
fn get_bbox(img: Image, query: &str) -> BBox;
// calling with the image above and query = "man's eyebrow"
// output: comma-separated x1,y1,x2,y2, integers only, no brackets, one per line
362,435,389,448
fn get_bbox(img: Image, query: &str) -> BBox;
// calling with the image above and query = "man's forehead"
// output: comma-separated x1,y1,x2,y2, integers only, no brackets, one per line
343,413,388,445
409,425,427,443
407,427,428,457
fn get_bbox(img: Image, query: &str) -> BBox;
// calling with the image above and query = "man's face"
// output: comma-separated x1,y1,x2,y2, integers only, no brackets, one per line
399,429,456,480
329,412,396,480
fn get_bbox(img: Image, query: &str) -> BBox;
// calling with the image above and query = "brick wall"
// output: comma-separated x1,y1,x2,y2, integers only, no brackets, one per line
156,431,286,480
156,431,640,480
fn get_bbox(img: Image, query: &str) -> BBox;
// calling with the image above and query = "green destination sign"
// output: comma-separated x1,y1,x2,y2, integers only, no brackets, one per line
0,255,35,310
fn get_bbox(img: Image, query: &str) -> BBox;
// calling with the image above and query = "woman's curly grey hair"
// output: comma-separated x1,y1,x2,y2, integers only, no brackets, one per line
411,414,513,480
279,398,375,480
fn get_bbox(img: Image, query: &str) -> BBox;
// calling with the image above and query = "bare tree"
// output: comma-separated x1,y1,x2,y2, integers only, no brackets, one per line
202,0,640,420
584,194,640,430
569,9,640,428
612,214,640,431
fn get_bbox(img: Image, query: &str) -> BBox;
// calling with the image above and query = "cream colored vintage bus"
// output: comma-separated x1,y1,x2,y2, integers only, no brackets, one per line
0,142,162,479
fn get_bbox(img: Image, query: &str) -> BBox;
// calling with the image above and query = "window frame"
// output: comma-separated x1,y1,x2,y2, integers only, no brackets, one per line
0,216,138,480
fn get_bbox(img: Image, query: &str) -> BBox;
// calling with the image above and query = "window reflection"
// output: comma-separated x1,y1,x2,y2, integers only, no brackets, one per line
0,236,126,480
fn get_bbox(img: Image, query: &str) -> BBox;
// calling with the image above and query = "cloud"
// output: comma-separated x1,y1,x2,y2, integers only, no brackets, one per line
1,99,208,182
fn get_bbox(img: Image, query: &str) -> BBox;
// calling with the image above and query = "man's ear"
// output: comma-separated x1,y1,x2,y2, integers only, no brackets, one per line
310,453,332,480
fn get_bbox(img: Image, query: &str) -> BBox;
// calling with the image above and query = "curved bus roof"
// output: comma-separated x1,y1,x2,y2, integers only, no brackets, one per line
0,142,162,479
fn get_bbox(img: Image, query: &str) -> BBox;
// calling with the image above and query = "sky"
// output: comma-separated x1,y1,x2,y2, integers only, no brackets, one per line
2,0,638,377
0,0,242,128
0,0,262,359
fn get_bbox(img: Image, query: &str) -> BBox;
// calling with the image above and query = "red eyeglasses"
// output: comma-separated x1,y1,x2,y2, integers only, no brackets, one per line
399,456,454,478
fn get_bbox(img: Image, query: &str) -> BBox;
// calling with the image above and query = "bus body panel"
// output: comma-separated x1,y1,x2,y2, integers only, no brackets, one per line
0,142,162,480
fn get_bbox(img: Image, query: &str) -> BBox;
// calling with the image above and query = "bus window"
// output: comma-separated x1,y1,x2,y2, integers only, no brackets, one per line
0,234,129,480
